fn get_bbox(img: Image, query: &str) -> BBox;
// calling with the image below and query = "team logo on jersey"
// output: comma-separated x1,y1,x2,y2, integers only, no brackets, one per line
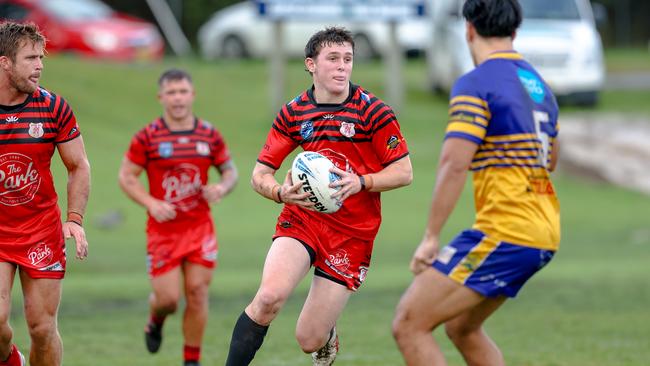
0,153,41,206
27,242,53,268
339,122,355,138
300,120,314,140
178,137,190,144
196,141,210,156
517,68,545,103
158,142,173,158
161,163,202,212
28,123,44,138
322,114,335,120
5,115,18,123
386,135,401,150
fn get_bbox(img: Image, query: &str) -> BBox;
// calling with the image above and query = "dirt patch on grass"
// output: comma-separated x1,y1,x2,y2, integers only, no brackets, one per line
559,113,650,195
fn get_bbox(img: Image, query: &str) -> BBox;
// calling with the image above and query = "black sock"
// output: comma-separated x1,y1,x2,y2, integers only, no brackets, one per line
225,311,269,366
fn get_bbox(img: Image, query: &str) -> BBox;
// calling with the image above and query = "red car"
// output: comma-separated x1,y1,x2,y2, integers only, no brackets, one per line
0,0,164,61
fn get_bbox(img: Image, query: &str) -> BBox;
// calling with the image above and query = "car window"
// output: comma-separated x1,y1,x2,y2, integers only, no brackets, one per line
42,0,113,21
520,0,581,20
0,3,29,20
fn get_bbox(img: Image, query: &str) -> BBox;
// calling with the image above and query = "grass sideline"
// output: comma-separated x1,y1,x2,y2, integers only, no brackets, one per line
6,56,650,365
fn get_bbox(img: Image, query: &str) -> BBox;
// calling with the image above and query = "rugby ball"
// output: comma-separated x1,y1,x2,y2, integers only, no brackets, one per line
291,151,342,213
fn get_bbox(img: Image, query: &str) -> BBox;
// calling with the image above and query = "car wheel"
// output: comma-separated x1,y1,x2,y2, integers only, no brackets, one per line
221,34,248,59
353,33,378,61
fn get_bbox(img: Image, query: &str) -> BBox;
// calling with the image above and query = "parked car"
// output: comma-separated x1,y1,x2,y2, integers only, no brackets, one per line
198,1,430,60
427,0,605,105
0,0,164,61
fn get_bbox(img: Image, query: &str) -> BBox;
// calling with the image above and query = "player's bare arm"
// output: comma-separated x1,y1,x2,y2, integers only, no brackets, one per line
118,157,176,222
251,161,313,208
57,136,91,259
329,155,413,202
202,159,239,204
411,138,477,275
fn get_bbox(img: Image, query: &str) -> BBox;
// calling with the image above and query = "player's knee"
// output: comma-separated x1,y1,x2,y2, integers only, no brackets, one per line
159,299,179,314
295,330,327,353
0,322,13,345
185,283,208,306
444,321,477,343
392,307,425,344
254,289,286,315
27,319,57,344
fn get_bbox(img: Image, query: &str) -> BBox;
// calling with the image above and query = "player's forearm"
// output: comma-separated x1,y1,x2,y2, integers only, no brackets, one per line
66,158,91,220
251,170,282,203
118,173,156,209
424,160,467,240
218,163,239,196
364,156,412,193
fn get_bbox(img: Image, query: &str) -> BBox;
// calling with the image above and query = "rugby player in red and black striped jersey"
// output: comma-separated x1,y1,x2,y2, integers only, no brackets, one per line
0,22,90,366
118,69,237,366
225,27,412,366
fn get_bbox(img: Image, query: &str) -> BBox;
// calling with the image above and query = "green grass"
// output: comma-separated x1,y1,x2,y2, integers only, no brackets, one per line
604,47,650,72
6,55,650,365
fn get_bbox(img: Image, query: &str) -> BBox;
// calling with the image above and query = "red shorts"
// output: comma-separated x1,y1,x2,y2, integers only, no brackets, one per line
0,225,66,279
146,219,218,278
274,208,374,291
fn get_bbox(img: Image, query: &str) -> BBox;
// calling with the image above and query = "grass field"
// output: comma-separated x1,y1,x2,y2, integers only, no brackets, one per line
7,55,650,365
604,47,650,72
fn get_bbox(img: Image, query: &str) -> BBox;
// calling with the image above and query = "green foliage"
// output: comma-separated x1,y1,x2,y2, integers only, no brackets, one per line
7,56,650,365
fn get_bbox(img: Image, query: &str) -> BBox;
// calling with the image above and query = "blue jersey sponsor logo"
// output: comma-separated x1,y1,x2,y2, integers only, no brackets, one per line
300,120,314,140
158,142,173,158
517,68,545,103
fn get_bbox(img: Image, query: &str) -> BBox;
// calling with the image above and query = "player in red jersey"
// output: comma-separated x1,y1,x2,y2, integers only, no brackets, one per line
225,27,412,366
118,69,238,366
0,22,90,366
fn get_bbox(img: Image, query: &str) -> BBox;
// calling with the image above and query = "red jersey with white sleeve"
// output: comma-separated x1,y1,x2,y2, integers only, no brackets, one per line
257,84,409,240
0,87,80,243
125,117,231,235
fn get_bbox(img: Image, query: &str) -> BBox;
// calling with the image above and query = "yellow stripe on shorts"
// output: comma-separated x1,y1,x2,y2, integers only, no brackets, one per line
449,235,500,284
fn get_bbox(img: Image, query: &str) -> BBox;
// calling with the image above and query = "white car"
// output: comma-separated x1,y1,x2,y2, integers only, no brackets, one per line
427,0,605,105
198,1,430,60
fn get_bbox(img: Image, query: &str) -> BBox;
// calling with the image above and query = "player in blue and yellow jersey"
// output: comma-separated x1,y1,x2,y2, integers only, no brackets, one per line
393,1,560,365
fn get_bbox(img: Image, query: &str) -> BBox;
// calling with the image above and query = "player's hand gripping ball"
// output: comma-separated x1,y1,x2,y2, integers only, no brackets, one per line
291,151,343,213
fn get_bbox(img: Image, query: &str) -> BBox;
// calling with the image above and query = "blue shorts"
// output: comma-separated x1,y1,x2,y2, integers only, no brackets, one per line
432,229,554,298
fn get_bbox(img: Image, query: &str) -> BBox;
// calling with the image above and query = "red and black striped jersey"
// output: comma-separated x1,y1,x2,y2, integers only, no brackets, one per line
0,87,81,242
126,117,231,234
258,83,409,240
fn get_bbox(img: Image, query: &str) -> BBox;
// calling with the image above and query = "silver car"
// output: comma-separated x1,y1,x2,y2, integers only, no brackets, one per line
197,1,430,60
427,0,605,105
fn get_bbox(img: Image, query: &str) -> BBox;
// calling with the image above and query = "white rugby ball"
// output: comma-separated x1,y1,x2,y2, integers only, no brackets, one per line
291,151,342,214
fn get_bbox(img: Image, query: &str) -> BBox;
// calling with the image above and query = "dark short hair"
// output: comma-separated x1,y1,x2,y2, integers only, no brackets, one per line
158,68,193,87
462,0,522,38
304,27,354,59
0,21,46,61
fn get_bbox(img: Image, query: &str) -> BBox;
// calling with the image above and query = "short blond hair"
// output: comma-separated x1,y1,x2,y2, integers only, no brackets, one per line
0,21,46,61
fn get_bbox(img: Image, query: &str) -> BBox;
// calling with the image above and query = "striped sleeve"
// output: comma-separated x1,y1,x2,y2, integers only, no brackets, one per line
211,128,231,167
445,77,490,144
53,94,81,143
367,97,409,166
257,105,298,170
125,128,149,167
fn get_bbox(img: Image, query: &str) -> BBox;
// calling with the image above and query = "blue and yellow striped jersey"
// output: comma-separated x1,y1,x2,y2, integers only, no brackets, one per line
446,51,560,250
